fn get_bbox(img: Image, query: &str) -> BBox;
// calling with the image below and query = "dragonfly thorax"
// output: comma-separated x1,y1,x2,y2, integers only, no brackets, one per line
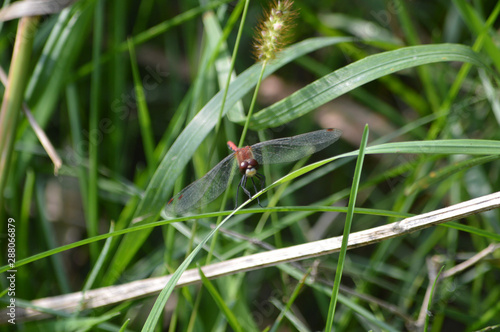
239,158,259,177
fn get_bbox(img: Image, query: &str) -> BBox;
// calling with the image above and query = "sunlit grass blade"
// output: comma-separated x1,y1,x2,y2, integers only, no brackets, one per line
249,44,488,129
325,125,369,331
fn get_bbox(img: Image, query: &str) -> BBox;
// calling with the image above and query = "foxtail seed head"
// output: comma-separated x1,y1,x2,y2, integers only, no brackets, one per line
253,0,296,62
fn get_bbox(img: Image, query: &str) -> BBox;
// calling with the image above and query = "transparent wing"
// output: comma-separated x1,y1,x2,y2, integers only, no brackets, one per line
165,153,237,216
251,128,342,164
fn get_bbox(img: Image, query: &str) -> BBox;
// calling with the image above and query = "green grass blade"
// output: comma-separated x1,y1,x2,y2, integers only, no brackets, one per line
128,38,155,175
73,223,116,317
17,2,93,175
406,155,500,195
66,84,89,213
249,44,488,129
0,17,39,207
19,169,35,260
269,268,311,332
442,222,500,242
325,125,369,331
198,267,243,332
36,312,120,331
76,0,235,78
364,140,500,155
141,209,241,332
35,179,71,294
424,265,445,332
453,0,500,72
0,206,408,274
82,223,115,294
87,0,104,261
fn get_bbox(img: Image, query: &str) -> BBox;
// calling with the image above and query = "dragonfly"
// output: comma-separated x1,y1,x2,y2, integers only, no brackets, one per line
166,128,342,215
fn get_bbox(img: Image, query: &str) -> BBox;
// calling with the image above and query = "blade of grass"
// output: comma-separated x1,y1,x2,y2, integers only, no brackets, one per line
198,267,243,332
18,169,35,298
281,264,399,332
109,0,128,178
325,125,369,330
0,16,39,209
427,1,500,139
76,0,235,78
453,0,500,72
209,0,248,127
405,155,500,195
87,0,104,261
36,312,120,332
270,298,311,332
0,205,407,274
19,169,35,260
74,223,115,317
66,84,89,213
442,222,500,242
0,67,62,174
249,44,488,129
35,179,71,294
394,0,439,112
128,38,155,176
424,265,445,332
269,266,312,332
15,1,93,184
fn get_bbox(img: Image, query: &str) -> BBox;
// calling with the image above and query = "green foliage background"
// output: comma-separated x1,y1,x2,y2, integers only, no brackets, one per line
0,0,499,331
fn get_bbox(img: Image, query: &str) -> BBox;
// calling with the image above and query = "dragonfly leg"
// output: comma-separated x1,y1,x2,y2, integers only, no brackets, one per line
241,176,253,200
235,175,245,208
251,177,263,208
254,173,266,208
236,175,253,208
255,172,265,190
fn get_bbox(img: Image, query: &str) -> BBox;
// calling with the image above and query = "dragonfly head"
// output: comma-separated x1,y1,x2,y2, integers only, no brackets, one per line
239,158,259,177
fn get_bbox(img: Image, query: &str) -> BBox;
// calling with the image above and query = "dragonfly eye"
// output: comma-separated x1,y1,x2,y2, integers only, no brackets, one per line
239,159,259,175
247,159,259,168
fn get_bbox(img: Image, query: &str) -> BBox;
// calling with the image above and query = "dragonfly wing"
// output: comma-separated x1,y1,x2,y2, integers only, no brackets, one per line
251,128,342,165
165,153,237,215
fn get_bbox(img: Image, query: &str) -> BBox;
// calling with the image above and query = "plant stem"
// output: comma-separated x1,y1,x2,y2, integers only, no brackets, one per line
0,16,39,210
238,61,267,147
